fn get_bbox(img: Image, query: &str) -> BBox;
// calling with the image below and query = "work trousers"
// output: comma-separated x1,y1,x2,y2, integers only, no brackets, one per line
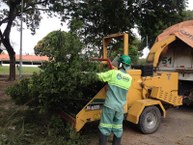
98,106,124,138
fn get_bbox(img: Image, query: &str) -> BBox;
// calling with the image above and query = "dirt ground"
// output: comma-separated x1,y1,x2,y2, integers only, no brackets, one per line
1,76,193,145
88,106,193,145
123,107,193,145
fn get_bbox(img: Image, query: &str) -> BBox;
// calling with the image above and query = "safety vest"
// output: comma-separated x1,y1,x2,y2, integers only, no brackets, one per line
97,69,132,112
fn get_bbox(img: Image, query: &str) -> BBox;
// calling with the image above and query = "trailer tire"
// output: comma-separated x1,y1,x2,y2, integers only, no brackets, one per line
138,106,161,134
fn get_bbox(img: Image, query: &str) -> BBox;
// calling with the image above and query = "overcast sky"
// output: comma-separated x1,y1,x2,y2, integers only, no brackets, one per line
9,15,69,55
7,0,193,55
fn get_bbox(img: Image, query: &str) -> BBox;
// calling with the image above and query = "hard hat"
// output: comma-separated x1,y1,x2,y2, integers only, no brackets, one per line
119,55,131,66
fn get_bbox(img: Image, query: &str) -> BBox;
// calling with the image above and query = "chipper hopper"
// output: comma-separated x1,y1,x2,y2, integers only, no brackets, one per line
61,33,183,134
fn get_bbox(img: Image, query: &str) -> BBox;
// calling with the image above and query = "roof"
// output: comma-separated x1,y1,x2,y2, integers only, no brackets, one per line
156,20,193,48
0,54,49,62
147,20,193,67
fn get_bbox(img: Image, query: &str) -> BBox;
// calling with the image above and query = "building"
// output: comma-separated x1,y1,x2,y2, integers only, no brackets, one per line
0,54,48,67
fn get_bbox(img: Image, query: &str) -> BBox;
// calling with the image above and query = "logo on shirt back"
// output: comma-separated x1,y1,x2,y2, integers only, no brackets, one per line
117,73,130,82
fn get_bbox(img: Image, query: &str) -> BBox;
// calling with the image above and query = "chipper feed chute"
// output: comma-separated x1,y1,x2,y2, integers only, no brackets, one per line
60,85,106,132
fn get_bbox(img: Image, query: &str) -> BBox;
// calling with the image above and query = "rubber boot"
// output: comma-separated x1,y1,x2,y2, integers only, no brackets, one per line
112,135,121,145
99,132,108,145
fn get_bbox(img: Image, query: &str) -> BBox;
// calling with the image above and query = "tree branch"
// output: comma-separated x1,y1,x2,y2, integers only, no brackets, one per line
30,0,48,5
0,30,3,39
3,1,18,38
0,18,9,26
23,7,50,13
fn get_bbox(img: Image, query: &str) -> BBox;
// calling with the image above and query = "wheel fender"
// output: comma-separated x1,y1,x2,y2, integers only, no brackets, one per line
126,99,166,124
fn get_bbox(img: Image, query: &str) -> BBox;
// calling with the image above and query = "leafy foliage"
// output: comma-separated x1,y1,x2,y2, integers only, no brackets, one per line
7,31,105,115
5,30,104,144
66,0,187,51
135,0,187,47
182,10,193,21
0,0,190,80
103,36,140,64
0,0,67,35
67,0,136,47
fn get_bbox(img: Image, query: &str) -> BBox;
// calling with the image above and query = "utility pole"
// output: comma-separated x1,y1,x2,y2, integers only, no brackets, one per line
19,0,23,79
146,35,149,49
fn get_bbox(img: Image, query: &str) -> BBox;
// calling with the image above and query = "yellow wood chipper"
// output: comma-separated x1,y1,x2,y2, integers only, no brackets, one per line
61,32,183,134
147,20,193,105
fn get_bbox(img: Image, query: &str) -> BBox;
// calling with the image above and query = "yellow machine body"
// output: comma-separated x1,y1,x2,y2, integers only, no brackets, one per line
61,33,183,132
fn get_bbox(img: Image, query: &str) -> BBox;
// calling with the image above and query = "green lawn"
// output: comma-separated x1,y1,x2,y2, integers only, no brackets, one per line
0,66,41,74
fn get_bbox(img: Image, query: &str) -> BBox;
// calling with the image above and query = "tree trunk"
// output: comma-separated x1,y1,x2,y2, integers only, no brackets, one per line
0,0,19,81
8,53,16,81
1,37,16,81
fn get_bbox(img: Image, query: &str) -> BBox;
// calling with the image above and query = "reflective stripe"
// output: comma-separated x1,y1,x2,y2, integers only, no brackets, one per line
112,124,122,129
99,123,113,128
100,123,122,129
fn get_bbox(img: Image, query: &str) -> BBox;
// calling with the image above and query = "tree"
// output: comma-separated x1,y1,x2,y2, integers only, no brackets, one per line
66,0,187,53
67,0,135,47
0,0,67,80
0,0,189,80
134,0,187,48
182,10,193,21
7,30,104,114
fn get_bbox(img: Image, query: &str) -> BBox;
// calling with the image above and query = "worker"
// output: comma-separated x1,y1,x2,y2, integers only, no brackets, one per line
97,55,132,145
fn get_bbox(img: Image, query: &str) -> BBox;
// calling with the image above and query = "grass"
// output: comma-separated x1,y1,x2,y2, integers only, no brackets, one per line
0,66,41,74
0,104,89,145
0,79,90,145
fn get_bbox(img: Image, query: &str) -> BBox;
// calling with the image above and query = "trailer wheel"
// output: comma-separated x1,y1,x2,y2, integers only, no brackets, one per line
138,106,161,134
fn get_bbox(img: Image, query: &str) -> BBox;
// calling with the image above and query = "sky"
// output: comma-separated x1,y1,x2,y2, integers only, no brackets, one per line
9,15,69,55
3,0,193,55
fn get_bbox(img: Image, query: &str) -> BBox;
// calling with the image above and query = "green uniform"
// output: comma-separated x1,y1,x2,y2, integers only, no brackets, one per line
97,69,132,137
